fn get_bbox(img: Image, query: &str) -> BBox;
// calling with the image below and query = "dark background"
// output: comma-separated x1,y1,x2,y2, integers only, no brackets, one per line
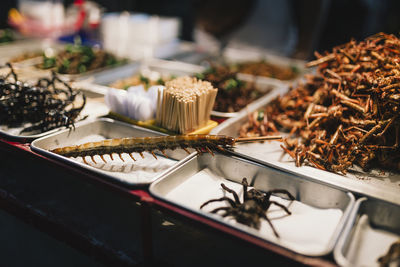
1,0,400,59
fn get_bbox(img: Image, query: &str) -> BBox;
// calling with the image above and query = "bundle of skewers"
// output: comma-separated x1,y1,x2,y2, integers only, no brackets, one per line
240,32,400,174
156,76,218,134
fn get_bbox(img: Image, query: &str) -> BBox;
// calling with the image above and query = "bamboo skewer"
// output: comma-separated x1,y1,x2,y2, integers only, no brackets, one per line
235,135,283,143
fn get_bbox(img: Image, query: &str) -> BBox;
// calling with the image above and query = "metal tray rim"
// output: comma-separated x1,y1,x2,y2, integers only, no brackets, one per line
333,197,367,267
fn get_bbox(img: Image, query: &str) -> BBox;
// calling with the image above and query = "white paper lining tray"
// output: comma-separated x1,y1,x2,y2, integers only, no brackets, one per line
30,118,194,187
149,152,355,256
210,93,400,206
334,197,400,267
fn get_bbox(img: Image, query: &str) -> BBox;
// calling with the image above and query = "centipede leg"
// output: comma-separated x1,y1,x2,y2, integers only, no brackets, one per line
91,155,97,164
128,153,136,161
205,146,214,156
100,155,107,163
109,154,114,161
182,147,191,154
82,157,89,165
118,153,125,162
139,152,145,159
160,149,168,158
151,151,158,159
195,148,203,155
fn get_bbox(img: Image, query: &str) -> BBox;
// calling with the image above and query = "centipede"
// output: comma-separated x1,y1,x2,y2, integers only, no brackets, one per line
50,134,282,165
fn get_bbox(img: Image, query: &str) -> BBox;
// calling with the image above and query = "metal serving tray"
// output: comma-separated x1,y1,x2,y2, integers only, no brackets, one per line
210,93,400,206
150,152,355,257
80,58,287,120
334,197,400,267
31,118,193,187
74,59,204,96
223,47,307,84
0,39,63,66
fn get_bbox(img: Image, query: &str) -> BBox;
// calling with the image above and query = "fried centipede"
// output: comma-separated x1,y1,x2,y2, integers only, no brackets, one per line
50,134,282,164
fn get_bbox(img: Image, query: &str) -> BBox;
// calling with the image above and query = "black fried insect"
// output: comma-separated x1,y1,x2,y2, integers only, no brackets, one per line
0,63,86,134
378,239,400,267
200,177,295,238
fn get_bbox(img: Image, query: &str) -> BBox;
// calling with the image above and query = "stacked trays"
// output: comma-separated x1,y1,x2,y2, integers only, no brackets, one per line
0,42,394,265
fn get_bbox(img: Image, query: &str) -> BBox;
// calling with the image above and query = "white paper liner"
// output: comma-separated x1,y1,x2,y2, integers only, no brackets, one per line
345,214,399,267
165,168,343,256
66,134,177,184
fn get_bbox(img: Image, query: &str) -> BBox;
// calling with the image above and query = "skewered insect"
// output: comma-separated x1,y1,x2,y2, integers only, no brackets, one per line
50,135,282,165
378,239,400,267
0,63,86,134
200,177,295,238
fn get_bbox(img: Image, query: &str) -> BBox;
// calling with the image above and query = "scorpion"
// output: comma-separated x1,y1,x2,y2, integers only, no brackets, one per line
0,63,86,134
200,177,295,238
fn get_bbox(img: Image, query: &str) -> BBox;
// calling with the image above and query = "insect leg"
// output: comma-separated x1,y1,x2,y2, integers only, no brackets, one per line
221,183,241,204
269,189,295,200
100,155,107,163
262,214,280,238
200,197,236,209
269,201,292,215
128,153,136,161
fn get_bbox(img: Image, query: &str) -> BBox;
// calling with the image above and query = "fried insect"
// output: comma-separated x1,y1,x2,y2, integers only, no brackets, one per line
378,239,400,267
195,65,267,113
50,135,282,164
200,177,295,238
0,63,86,134
240,32,400,174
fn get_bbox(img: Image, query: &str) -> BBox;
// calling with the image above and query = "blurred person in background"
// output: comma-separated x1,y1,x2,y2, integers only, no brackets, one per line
1,0,400,60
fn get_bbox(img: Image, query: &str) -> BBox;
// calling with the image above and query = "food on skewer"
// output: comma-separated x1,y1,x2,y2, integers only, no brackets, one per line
50,135,282,165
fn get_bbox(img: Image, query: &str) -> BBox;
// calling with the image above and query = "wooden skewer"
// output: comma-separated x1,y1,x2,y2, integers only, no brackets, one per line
235,135,283,143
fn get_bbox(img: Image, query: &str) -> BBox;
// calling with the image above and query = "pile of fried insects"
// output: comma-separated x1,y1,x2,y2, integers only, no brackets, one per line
0,63,86,134
240,32,400,174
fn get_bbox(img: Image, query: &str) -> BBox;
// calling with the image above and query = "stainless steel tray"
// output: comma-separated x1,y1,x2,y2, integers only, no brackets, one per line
74,59,204,96
79,58,287,120
223,47,307,84
150,152,355,256
210,93,400,206
30,118,194,187
0,39,63,66
334,197,400,267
